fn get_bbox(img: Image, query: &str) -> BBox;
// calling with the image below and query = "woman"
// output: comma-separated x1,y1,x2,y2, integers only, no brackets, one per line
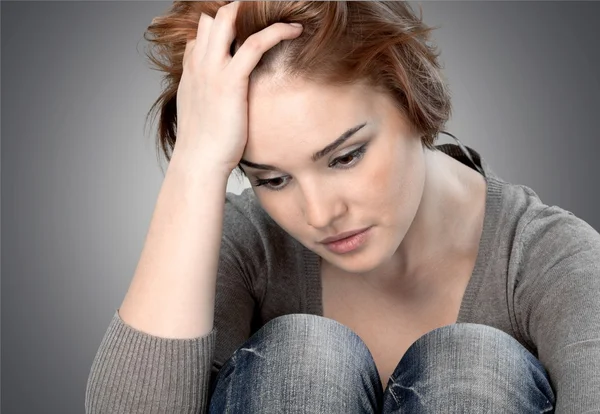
86,1,600,413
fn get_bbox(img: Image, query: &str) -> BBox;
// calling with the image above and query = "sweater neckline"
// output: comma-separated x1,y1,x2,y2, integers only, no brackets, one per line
301,143,506,321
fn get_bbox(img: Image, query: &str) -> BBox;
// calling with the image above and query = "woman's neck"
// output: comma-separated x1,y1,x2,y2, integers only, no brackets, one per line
341,149,487,301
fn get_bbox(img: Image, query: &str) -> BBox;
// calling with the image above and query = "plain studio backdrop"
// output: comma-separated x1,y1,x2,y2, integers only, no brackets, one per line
2,1,599,413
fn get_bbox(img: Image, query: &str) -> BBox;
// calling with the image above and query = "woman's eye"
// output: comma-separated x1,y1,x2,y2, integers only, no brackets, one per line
336,154,355,165
254,176,288,191
330,144,368,168
268,177,285,187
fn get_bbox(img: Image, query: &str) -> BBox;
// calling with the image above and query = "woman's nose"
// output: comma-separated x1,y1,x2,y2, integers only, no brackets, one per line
301,185,346,230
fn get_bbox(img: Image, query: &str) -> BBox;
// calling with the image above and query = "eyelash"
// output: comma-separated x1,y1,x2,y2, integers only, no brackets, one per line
253,143,370,191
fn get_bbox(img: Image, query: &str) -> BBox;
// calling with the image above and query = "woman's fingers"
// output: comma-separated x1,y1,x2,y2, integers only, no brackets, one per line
204,1,241,64
184,1,303,79
182,38,195,68
229,22,303,79
183,12,214,69
193,12,214,62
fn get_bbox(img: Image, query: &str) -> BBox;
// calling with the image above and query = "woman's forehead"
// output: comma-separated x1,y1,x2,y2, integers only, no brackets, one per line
247,79,382,146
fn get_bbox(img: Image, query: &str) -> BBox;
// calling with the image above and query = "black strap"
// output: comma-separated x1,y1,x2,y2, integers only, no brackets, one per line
439,131,485,176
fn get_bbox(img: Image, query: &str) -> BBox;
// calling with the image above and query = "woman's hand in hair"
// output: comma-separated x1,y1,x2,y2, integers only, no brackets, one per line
174,1,303,176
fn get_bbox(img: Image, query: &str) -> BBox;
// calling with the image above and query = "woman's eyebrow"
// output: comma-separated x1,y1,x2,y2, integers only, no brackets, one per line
311,122,368,162
239,122,368,171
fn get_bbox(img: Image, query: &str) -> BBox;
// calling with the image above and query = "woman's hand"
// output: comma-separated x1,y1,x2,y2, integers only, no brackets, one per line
174,1,303,175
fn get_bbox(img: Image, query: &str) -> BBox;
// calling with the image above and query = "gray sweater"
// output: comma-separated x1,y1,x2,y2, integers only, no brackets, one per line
85,144,600,413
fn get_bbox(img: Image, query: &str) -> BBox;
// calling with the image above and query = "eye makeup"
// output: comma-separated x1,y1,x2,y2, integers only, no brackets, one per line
253,141,371,191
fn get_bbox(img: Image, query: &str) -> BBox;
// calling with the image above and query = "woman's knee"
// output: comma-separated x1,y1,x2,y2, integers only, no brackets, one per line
385,323,555,412
238,313,375,373
209,314,382,413
404,323,546,375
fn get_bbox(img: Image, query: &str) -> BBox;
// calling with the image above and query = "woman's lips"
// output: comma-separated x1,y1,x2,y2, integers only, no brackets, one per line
321,227,371,254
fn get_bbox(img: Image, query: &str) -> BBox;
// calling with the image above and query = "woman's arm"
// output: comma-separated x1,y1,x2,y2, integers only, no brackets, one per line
515,205,600,412
84,171,260,413
85,2,304,411
84,155,229,414
118,154,228,339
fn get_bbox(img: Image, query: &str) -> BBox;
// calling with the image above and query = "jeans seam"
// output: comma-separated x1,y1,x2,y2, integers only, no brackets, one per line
387,376,401,407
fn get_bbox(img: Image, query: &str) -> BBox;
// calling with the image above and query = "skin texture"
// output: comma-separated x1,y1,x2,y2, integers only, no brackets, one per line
242,77,487,302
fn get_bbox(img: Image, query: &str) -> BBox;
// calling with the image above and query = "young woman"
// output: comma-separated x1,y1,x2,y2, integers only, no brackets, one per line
86,2,600,413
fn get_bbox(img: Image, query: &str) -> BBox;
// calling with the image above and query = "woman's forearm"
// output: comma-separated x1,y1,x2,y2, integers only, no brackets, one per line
118,150,230,339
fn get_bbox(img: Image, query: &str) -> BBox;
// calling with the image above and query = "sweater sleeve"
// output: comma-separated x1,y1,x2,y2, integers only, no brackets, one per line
85,190,265,413
84,311,216,413
514,205,600,413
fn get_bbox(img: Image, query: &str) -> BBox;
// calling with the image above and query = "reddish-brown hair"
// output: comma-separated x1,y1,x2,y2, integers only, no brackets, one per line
143,1,451,170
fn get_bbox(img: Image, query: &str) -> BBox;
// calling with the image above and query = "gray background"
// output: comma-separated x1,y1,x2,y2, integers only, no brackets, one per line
2,1,599,413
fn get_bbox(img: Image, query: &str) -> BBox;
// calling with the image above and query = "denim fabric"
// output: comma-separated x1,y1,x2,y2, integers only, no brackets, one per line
208,314,555,413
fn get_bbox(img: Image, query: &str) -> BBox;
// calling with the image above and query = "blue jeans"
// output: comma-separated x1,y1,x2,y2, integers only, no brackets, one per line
209,314,555,413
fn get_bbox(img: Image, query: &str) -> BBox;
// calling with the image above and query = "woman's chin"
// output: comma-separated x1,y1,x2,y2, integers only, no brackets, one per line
320,248,386,275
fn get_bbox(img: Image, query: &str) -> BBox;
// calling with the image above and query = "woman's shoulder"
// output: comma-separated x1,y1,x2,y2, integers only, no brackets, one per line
515,194,600,272
487,171,598,245
447,143,580,238
486,173,600,287
472,160,599,300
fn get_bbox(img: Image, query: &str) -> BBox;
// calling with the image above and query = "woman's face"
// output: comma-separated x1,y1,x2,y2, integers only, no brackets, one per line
242,78,427,274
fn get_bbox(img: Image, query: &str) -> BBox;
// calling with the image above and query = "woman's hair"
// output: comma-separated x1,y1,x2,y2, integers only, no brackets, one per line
143,1,451,172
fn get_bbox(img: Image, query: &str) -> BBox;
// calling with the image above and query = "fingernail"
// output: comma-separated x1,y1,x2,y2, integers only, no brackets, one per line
289,23,303,28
